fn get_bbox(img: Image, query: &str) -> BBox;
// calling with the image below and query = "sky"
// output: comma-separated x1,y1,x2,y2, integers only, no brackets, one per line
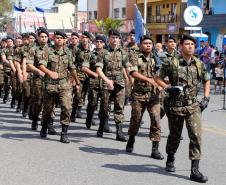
78,0,87,11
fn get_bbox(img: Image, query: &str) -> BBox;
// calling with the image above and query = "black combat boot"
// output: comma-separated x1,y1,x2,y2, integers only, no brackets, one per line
47,120,57,135
126,136,135,153
40,122,48,138
151,141,164,160
165,154,176,172
190,160,208,183
76,106,83,118
85,115,92,129
97,121,105,137
31,117,38,130
60,125,70,143
70,108,76,122
103,119,112,133
116,123,127,142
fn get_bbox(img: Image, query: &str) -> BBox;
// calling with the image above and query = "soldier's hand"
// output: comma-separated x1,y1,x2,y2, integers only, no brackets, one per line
200,96,210,112
49,72,59,80
93,73,99,78
23,72,28,81
76,84,80,93
107,79,114,90
18,74,23,83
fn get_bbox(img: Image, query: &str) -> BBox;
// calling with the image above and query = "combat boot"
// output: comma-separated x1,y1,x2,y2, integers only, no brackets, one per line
31,117,38,130
40,124,48,138
116,123,127,142
60,125,70,143
126,136,135,153
151,141,164,160
70,108,76,122
76,106,83,118
103,119,112,133
165,154,176,172
47,120,57,135
97,121,105,137
190,160,208,183
85,115,92,129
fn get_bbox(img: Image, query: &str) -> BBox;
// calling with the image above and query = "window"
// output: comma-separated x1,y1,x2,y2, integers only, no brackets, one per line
88,11,92,20
147,6,152,17
166,4,169,8
163,4,165,8
52,7,58,13
156,5,160,16
94,11,97,19
122,7,126,18
171,3,177,15
114,8,119,18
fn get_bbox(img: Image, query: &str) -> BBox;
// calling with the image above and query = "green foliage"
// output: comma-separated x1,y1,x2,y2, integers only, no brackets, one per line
0,0,12,17
93,18,124,34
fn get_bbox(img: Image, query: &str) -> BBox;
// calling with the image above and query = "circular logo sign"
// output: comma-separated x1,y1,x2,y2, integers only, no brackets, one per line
184,6,203,26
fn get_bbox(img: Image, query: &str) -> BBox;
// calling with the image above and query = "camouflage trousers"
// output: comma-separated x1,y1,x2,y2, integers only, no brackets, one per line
128,95,161,141
31,79,44,121
42,88,72,126
22,75,32,114
11,73,17,105
166,107,202,160
0,69,4,95
3,71,11,99
99,84,125,124
86,87,101,121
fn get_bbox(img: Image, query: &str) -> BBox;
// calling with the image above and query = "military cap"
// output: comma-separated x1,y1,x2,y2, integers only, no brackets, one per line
54,31,67,38
21,33,30,38
82,31,91,39
130,29,135,35
6,36,14,42
108,29,120,37
95,35,106,43
37,27,49,37
1,38,7,42
166,35,176,42
71,32,79,38
140,35,154,43
180,34,196,44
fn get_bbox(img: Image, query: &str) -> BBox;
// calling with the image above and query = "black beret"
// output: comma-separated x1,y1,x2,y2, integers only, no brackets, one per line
166,35,176,42
82,31,91,39
6,36,14,42
130,29,135,35
71,32,79,38
95,35,106,43
1,38,7,42
21,33,30,38
180,34,196,44
108,29,120,37
54,31,67,38
140,35,153,43
29,32,37,39
37,27,49,37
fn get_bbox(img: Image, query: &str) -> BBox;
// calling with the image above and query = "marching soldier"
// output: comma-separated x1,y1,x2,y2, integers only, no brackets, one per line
155,35,210,183
126,35,164,160
39,31,80,143
95,29,130,142
0,38,7,98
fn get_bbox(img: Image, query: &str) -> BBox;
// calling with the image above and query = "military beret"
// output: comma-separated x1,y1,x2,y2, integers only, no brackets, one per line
108,29,120,37
37,27,49,37
140,35,153,43
6,36,14,42
180,34,196,44
71,32,79,38
21,33,30,38
82,31,91,39
1,38,7,42
54,31,67,38
130,29,135,35
95,35,106,43
166,35,176,42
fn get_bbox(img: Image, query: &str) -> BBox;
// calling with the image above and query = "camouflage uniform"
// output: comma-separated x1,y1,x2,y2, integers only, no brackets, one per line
27,43,48,123
0,48,4,97
40,46,75,128
96,46,130,132
128,52,161,141
1,47,14,103
71,44,90,120
159,54,210,160
82,48,104,127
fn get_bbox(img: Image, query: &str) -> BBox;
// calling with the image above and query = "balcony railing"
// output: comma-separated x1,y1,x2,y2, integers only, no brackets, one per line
147,14,177,24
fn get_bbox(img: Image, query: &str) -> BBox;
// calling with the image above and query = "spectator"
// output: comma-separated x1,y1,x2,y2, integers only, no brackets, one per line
155,42,163,54
200,41,213,75
214,62,224,94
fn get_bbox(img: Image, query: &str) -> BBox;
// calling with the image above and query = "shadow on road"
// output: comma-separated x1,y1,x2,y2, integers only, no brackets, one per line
102,163,190,181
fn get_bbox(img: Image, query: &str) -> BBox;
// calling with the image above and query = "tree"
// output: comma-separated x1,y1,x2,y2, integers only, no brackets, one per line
0,0,12,17
93,18,124,34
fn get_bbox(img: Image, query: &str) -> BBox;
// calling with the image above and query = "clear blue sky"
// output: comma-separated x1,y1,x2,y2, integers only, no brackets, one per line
78,0,87,11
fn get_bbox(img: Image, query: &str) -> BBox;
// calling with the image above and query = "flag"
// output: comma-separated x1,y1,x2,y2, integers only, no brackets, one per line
35,7,45,13
134,4,144,43
13,5,25,12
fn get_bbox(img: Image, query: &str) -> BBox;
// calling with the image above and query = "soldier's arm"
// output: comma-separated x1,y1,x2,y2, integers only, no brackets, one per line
96,67,114,90
70,69,80,85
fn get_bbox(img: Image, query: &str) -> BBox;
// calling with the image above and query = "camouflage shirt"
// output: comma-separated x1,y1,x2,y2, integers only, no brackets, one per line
96,46,130,89
14,44,29,65
1,46,15,72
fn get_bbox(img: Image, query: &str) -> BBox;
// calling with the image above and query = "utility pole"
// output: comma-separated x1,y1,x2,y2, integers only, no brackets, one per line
144,0,147,34
74,0,78,31
19,0,22,33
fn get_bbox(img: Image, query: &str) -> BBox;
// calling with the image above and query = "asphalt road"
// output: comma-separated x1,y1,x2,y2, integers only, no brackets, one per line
0,91,226,185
